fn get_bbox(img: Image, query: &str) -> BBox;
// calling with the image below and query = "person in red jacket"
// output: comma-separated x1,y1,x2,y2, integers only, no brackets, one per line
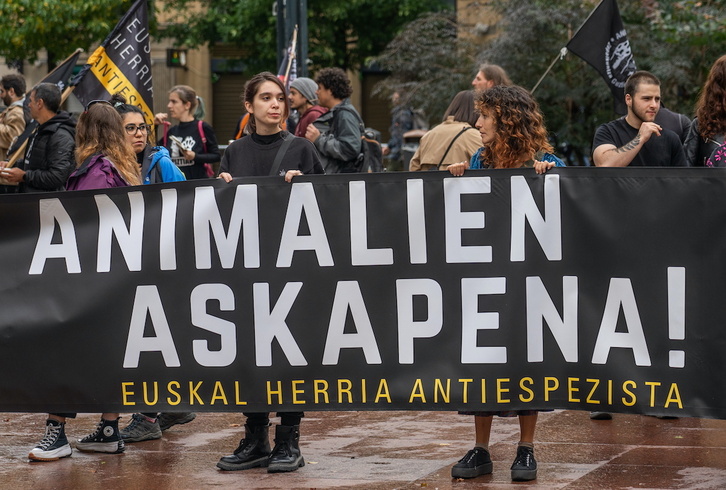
288,77,328,138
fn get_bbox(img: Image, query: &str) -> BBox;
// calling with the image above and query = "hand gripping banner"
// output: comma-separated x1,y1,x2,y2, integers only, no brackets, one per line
1,169,725,418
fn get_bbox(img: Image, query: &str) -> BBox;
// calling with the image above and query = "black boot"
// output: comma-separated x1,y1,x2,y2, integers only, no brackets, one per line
216,424,271,471
267,425,305,473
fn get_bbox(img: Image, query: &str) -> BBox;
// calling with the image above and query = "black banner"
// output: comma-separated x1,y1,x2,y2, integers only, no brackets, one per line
1,169,725,418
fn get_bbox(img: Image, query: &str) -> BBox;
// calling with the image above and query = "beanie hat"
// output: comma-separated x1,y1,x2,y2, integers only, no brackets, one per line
290,77,319,104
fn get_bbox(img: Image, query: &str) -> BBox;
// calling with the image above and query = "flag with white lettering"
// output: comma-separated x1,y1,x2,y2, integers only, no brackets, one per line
71,0,153,123
566,0,636,115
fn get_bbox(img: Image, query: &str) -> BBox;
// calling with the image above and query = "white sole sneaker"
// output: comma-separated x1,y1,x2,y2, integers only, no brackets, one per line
75,440,125,454
28,444,72,461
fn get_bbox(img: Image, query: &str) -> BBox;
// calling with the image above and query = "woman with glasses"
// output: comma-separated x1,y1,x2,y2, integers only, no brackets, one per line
111,93,185,184
154,85,219,179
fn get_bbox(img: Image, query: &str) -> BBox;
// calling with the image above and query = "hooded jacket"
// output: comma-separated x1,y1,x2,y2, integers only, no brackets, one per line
22,111,76,193
0,100,26,160
140,145,186,184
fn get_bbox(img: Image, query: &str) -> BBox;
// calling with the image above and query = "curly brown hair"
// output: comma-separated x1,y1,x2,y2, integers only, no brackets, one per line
75,102,141,185
315,67,352,100
475,85,553,169
695,54,726,140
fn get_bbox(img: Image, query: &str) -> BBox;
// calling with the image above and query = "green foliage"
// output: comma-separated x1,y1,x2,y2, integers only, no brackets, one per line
373,12,477,127
158,0,449,73
0,0,135,65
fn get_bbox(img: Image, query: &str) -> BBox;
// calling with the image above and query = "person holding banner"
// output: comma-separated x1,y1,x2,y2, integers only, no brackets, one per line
447,85,563,482
684,54,726,167
111,93,186,186
155,85,220,180
28,100,140,461
216,72,322,474
0,83,76,193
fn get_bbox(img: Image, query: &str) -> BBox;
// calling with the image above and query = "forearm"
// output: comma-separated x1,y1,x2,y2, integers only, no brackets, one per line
594,137,644,167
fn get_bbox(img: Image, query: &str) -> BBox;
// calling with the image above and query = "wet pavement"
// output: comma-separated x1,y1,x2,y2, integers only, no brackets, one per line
1,410,726,489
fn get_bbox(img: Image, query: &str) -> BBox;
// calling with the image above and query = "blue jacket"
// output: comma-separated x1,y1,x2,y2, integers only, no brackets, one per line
141,146,186,184
469,148,565,169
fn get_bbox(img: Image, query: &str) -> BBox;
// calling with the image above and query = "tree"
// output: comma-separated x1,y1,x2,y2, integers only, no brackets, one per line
373,12,477,127
0,0,137,68
158,0,450,73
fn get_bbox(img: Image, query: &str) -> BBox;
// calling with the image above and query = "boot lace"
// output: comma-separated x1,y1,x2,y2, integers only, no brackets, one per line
37,424,61,450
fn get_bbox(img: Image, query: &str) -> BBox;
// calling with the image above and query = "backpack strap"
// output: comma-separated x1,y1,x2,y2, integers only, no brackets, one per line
437,126,476,169
197,120,208,153
162,122,169,147
269,132,295,176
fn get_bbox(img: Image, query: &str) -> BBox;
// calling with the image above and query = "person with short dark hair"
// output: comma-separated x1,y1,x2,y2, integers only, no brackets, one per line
0,83,76,192
592,71,686,167
0,73,27,160
304,67,364,173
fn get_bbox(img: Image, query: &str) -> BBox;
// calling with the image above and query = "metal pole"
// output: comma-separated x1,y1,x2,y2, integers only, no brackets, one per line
299,0,308,78
276,0,286,69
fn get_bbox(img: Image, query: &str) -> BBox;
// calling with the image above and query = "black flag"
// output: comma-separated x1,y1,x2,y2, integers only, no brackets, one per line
71,0,153,124
7,49,82,159
566,0,636,115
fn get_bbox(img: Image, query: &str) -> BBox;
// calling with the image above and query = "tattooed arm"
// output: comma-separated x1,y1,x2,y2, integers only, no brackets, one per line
593,122,663,167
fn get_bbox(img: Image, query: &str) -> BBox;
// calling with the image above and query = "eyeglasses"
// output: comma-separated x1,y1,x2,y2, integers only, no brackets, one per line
84,99,113,111
124,124,150,135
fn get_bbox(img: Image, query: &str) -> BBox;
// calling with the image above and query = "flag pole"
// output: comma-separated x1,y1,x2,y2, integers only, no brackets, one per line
530,0,606,94
531,48,568,94
283,25,299,86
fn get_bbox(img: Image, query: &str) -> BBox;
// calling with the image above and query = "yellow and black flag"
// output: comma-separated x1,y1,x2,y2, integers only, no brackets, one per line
72,0,153,123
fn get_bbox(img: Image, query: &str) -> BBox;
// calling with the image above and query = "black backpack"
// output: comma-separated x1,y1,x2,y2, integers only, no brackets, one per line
338,105,384,173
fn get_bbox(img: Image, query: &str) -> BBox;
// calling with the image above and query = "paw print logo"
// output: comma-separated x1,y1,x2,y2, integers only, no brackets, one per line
181,136,196,151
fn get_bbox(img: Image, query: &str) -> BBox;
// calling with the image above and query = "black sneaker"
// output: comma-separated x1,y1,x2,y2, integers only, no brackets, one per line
76,418,125,454
28,419,72,461
510,445,537,481
451,447,493,479
157,412,196,431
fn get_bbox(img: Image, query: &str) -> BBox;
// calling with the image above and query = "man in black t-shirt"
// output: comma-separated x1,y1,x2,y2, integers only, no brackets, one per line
592,71,686,167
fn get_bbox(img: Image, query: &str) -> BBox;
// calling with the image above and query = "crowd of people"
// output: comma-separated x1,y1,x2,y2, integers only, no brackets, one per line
0,52,724,482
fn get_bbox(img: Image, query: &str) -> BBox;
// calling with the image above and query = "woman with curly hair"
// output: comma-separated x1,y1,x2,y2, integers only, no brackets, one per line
447,85,563,482
66,100,141,190
684,55,726,167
